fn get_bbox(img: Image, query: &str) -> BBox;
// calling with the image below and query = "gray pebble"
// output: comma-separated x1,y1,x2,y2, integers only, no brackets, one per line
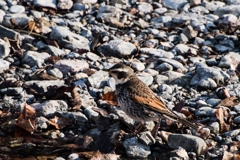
123,137,151,158
195,107,216,117
168,134,207,155
9,5,25,13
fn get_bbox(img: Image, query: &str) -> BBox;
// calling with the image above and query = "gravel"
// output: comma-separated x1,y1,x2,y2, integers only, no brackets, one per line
0,0,240,159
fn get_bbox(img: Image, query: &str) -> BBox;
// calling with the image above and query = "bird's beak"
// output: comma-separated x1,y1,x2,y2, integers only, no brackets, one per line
103,68,110,73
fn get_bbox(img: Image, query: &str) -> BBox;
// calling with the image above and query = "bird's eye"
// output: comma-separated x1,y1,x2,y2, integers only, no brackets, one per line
117,72,125,79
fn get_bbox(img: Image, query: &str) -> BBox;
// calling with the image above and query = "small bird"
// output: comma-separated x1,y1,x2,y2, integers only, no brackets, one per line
106,63,199,131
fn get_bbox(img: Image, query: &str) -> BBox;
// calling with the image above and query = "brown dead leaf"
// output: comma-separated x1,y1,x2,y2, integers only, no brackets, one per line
83,68,95,76
29,20,42,33
101,91,118,106
16,103,36,134
30,69,58,80
218,96,240,107
173,100,184,112
82,136,94,149
222,151,234,160
236,63,240,76
128,8,138,15
48,116,72,129
234,153,240,160
45,56,61,64
0,80,22,89
216,107,230,133
70,87,82,110
92,107,108,117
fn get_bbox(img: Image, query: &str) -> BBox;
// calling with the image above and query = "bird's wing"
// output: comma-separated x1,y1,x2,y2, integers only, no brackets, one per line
129,93,199,130
129,92,179,119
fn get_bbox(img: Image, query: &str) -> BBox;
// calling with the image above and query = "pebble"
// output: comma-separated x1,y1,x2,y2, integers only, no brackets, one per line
137,131,156,146
123,137,151,158
34,100,68,118
54,59,89,75
88,70,109,88
9,5,25,13
167,134,207,155
0,59,9,73
97,39,137,58
0,0,240,158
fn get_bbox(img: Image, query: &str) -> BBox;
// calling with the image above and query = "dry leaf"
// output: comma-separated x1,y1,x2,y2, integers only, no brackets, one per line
30,69,58,80
101,91,118,106
222,151,234,160
16,104,36,134
216,107,230,133
48,116,72,129
218,96,240,107
45,56,61,64
70,87,82,110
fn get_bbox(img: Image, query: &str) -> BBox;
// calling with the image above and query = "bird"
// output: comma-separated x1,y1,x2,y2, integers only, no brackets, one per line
105,63,199,131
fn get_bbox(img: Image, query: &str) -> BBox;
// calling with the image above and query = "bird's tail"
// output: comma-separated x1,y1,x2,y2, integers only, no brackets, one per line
163,113,199,130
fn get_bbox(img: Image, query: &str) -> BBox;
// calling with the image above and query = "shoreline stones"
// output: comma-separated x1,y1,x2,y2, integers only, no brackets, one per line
0,0,240,159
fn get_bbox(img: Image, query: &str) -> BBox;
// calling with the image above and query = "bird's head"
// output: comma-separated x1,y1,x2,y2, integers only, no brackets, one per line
105,63,134,84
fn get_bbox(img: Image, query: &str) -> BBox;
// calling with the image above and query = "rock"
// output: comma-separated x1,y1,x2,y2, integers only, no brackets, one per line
174,44,190,55
158,84,173,94
97,40,137,58
155,63,173,72
57,0,73,10
132,62,145,71
136,72,153,86
0,87,23,96
189,0,201,7
112,106,135,130
62,112,88,124
182,25,198,39
234,104,240,114
9,5,25,13
22,51,50,68
233,116,240,124
140,48,174,59
203,1,225,12
96,5,122,22
198,78,217,90
88,70,109,88
24,80,65,93
154,74,169,85
48,45,66,56
137,131,156,146
0,25,20,40
168,134,207,155
208,122,220,134
35,116,49,130
123,137,151,158
214,5,240,17
86,52,100,61
47,68,63,79
195,107,216,117
169,147,189,159
84,107,99,121
0,59,9,73
33,0,57,10
223,129,240,137
158,58,187,72
34,100,68,118
0,39,10,58
162,0,188,10
50,26,90,51
138,2,153,14
190,63,229,87
54,59,89,75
